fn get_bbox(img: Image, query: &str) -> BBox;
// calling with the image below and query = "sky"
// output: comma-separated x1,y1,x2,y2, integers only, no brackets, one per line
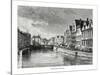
18,6,92,39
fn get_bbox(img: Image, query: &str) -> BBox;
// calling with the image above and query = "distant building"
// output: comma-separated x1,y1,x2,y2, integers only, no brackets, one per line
48,37,55,45
71,25,76,46
55,35,64,45
64,24,76,46
18,29,31,50
31,35,41,46
64,29,71,46
41,38,48,45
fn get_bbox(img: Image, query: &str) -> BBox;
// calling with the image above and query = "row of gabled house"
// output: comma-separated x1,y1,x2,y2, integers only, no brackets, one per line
42,18,93,51
64,18,93,49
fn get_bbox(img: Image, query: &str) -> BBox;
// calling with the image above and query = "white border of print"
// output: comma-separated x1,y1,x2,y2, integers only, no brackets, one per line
12,1,98,75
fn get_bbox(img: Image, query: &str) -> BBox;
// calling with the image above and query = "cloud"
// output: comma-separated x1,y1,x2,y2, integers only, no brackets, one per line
32,20,48,27
18,6,92,39
18,16,54,39
18,16,33,33
18,6,92,25
28,25,56,39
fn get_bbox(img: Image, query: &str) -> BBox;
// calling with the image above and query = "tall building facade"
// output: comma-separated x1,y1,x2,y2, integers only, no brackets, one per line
75,18,93,49
71,25,76,46
64,18,93,51
18,29,31,50
64,29,71,46
81,19,93,48
75,19,83,47
64,25,76,46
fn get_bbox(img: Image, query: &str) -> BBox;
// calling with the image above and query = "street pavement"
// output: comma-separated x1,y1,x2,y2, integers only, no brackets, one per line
57,47,92,65
57,47,92,58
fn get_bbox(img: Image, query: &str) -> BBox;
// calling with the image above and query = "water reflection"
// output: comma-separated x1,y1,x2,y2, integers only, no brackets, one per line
21,49,92,68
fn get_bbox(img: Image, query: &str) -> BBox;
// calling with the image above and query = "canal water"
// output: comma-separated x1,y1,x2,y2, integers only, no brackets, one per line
20,49,92,68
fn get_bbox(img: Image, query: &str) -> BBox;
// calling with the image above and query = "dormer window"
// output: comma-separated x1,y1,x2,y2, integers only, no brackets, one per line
86,25,88,29
82,26,84,30
87,25,89,29
90,19,93,27
83,22,87,30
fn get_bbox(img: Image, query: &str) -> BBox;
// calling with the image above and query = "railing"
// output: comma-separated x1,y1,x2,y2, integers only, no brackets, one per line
18,47,30,68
